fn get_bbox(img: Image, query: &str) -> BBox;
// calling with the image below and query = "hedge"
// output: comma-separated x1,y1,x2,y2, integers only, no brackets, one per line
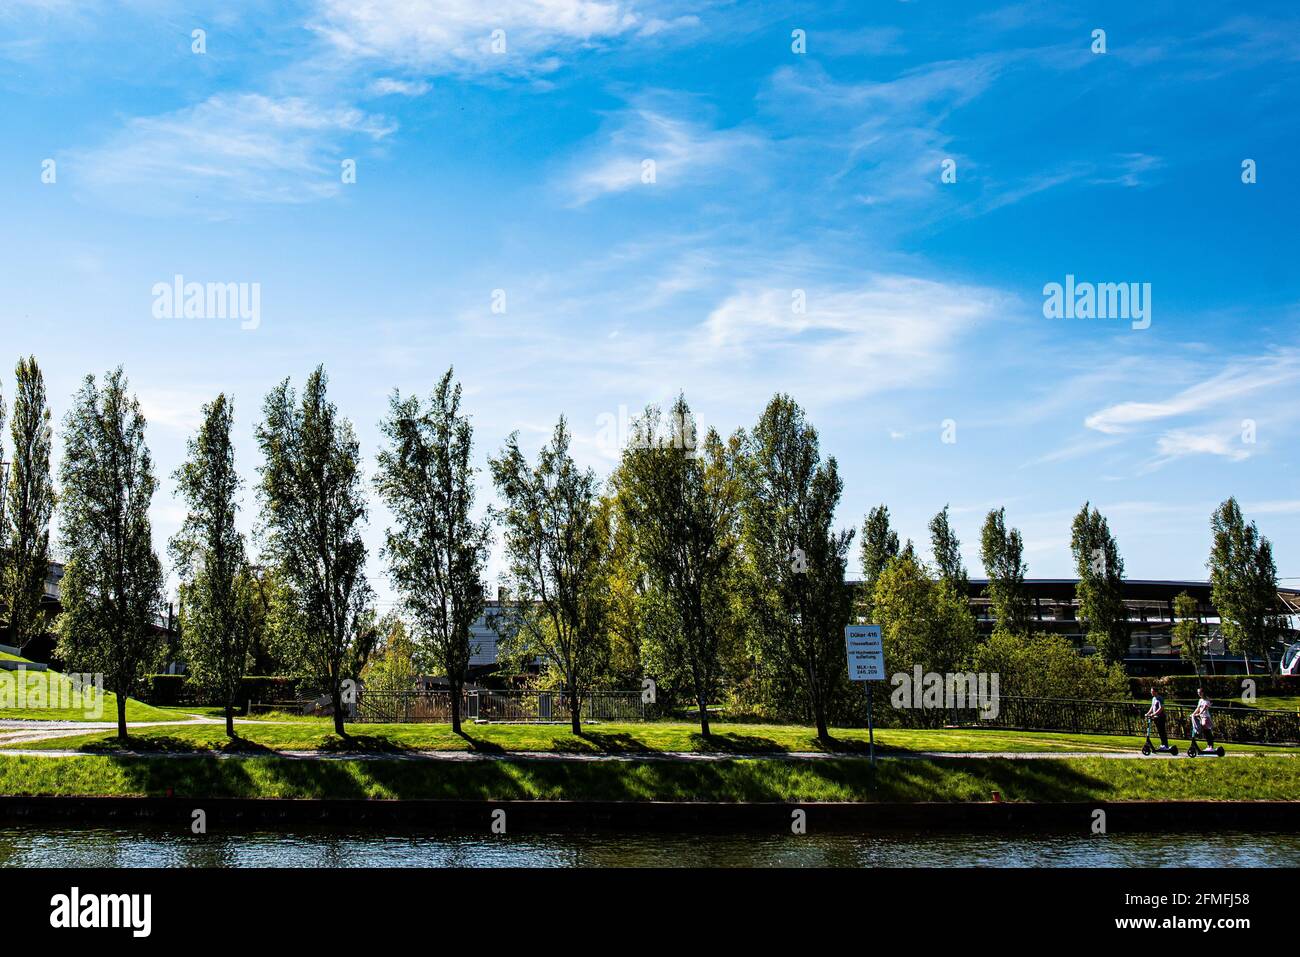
142,675,298,707
1131,674,1299,701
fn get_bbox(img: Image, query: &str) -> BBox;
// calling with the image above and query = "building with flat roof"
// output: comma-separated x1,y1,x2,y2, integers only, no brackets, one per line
959,578,1300,670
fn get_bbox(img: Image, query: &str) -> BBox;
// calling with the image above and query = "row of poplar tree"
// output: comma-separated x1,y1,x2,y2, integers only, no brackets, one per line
0,359,1286,742
858,493,1285,682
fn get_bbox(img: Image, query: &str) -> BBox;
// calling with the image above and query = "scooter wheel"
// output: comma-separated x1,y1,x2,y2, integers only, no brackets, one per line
1141,743,1151,755
1216,747,1225,757
1187,746,1197,757
1170,747,1180,757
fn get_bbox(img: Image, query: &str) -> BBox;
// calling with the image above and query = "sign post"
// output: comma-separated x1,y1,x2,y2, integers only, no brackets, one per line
845,624,885,766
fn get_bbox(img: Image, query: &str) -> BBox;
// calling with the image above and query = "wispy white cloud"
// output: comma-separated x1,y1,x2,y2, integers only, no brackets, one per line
1085,351,1300,434
1153,429,1251,463
369,77,430,96
311,0,643,75
72,93,395,215
694,276,1008,402
563,103,761,205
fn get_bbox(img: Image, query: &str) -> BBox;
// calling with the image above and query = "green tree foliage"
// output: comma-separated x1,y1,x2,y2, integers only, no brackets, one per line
738,395,855,741
979,507,1031,636
170,394,253,737
255,366,373,735
55,368,164,739
1208,497,1282,673
928,504,968,593
1070,502,1129,666
360,613,418,694
972,631,1129,701
872,551,976,678
859,504,899,619
489,417,611,734
1171,590,1206,677
375,368,491,734
4,357,56,655
245,565,292,676
612,396,743,737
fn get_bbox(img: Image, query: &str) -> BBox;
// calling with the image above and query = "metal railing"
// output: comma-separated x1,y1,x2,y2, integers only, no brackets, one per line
885,694,1300,744
354,688,645,724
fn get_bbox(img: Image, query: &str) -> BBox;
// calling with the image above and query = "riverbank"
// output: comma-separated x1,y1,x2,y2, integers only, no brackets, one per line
6,792,1300,832
2,753,1298,805
5,719,1297,755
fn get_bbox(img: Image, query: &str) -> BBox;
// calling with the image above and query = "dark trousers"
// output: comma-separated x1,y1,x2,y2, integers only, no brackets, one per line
1153,713,1168,746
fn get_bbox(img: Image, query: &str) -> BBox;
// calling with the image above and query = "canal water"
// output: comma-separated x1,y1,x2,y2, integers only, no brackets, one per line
3,826,1297,867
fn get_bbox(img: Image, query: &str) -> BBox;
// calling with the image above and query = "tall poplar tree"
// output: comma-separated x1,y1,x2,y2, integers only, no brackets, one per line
980,507,1031,636
613,395,742,738
929,504,968,593
1208,498,1281,674
375,368,492,734
738,395,854,742
56,368,164,739
860,504,899,618
256,366,372,736
490,418,610,735
171,394,253,737
4,357,56,655
1070,502,1129,665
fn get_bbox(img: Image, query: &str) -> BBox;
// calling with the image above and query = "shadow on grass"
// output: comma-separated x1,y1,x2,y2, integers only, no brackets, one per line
685,732,789,754
453,730,506,754
85,749,1121,804
76,733,277,755
317,733,419,754
562,731,654,754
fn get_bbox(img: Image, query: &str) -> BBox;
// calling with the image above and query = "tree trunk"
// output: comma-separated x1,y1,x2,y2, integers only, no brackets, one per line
697,696,711,738
225,699,235,738
451,680,463,735
116,690,128,741
332,686,346,736
569,684,582,735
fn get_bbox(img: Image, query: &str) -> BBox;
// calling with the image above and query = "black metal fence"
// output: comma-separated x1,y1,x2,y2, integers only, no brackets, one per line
355,690,471,723
355,688,645,724
886,694,1300,744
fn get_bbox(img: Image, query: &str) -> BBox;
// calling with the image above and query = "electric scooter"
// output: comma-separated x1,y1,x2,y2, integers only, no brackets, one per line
1185,717,1225,758
1140,717,1179,756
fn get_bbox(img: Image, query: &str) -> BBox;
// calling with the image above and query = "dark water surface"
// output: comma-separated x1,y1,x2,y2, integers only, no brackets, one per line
3,826,1298,867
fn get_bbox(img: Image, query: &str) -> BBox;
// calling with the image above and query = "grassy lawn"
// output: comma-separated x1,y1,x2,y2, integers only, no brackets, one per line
6,719,1298,755
0,659,176,723
0,752,1297,803
1240,696,1300,712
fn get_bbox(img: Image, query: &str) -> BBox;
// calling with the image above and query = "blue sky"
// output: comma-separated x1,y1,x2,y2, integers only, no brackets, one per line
1,0,1298,605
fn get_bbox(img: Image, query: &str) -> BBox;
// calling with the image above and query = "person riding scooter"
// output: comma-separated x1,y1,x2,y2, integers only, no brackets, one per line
1186,687,1226,756
1188,688,1220,754
1144,687,1170,749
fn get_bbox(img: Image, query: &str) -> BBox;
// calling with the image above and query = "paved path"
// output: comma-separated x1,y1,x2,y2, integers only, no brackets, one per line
1,718,1288,761
0,715,304,747
0,745,1276,761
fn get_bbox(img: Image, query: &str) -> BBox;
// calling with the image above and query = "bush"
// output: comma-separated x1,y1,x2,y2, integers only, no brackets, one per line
973,631,1129,701
143,674,190,705
141,674,296,707
1131,674,1299,702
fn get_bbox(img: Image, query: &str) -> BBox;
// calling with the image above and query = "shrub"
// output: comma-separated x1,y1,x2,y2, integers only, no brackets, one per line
1131,674,1299,702
973,630,1129,701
